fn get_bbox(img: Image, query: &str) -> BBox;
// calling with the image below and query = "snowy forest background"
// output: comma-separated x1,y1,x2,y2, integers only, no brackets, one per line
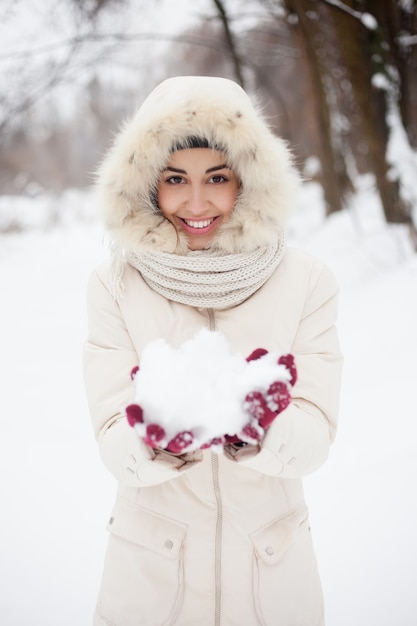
0,1,416,625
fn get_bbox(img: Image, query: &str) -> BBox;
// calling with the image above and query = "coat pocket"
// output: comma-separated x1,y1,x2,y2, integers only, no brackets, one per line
250,504,324,626
96,499,188,626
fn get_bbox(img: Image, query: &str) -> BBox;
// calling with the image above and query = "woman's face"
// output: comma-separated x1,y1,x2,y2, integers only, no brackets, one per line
157,148,240,250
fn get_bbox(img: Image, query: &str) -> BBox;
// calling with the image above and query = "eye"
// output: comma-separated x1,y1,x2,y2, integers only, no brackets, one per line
208,174,227,184
166,175,185,184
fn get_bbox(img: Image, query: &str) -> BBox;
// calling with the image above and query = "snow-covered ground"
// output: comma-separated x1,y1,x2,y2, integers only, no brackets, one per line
0,182,416,625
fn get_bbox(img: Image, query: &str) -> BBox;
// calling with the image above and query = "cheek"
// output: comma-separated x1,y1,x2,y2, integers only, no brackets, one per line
157,187,173,217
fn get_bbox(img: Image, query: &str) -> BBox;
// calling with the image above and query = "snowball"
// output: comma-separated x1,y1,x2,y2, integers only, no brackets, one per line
130,328,292,449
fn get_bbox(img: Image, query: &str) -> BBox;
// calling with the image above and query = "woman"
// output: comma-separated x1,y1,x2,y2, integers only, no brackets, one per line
84,75,343,626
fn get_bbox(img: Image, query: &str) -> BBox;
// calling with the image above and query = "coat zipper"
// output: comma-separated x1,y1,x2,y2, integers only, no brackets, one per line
207,308,216,331
206,308,222,625
212,453,223,626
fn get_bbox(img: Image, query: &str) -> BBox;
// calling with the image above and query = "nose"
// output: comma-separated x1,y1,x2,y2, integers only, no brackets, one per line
187,185,208,216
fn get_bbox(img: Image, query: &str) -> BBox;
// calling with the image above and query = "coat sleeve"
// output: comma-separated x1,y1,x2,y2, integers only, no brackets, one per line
83,266,202,488
231,262,343,478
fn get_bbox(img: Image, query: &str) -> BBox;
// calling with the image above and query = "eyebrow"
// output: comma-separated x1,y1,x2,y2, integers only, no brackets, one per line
163,164,229,174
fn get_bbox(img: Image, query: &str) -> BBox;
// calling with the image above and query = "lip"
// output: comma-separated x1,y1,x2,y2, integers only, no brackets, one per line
179,216,219,235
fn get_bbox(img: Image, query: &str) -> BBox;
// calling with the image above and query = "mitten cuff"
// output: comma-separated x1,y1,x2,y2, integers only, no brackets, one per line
223,441,260,462
153,447,203,470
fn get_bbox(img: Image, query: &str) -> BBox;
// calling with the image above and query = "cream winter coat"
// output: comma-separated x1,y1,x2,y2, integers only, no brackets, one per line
84,76,343,626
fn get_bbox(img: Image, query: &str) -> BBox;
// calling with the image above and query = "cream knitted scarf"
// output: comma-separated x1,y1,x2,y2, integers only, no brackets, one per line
126,232,286,310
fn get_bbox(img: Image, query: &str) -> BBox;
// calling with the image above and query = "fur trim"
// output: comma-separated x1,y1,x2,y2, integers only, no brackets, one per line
96,76,300,255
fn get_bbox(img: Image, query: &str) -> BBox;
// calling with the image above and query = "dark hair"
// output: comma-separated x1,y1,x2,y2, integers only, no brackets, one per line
172,136,219,151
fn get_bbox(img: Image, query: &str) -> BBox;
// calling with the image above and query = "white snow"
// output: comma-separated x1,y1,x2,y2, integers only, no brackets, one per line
0,179,416,625
371,72,391,91
360,12,378,30
130,328,291,448
386,106,417,209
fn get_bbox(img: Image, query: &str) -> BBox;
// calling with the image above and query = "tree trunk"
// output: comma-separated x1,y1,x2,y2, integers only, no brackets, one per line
372,0,417,148
330,0,414,227
283,0,352,214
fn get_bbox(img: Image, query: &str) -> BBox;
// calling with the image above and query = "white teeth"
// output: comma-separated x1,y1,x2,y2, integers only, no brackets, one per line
183,218,214,229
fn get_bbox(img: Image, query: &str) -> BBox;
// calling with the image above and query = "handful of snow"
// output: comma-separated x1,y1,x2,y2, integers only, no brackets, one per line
125,329,296,454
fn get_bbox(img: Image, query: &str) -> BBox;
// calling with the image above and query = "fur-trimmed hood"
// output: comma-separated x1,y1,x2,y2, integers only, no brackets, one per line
96,76,300,255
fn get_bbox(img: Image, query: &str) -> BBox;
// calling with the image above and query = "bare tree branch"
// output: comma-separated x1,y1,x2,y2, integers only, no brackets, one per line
0,31,233,63
321,0,374,22
211,0,246,87
0,30,234,137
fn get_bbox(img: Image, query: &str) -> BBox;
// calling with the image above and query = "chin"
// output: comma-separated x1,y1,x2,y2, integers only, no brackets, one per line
188,243,208,251
186,236,212,251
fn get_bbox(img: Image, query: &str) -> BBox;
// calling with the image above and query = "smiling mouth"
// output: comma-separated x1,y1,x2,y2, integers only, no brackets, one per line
181,218,216,229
